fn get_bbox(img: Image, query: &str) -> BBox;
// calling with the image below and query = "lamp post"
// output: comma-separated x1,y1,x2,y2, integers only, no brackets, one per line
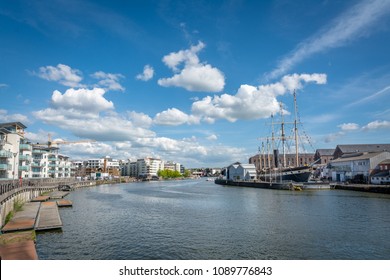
13,152,18,186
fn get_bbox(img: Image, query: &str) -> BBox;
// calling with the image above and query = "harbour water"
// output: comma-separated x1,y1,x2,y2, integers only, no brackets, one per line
36,180,390,260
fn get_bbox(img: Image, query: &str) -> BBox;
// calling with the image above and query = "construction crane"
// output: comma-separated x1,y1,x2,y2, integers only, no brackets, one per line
35,133,96,148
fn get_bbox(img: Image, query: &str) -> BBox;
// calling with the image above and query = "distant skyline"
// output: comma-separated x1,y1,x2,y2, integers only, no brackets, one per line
1,0,390,167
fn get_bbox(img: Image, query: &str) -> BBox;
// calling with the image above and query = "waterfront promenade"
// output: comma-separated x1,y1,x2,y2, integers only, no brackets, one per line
0,178,97,259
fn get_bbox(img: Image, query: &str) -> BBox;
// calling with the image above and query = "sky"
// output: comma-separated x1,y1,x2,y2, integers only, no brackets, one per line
1,0,390,168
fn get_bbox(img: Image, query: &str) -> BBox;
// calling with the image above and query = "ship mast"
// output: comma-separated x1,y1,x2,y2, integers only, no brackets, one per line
293,90,299,166
279,102,286,168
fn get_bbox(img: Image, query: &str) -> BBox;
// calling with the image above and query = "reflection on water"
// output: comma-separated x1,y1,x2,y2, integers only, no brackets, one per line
36,180,390,260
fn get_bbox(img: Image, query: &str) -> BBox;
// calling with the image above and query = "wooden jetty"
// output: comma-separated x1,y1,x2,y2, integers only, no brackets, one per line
57,199,73,207
1,202,40,233
0,231,38,260
35,201,62,231
31,195,50,202
49,191,69,199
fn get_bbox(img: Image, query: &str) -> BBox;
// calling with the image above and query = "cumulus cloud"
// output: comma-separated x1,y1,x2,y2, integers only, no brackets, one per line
33,87,155,141
127,111,153,128
206,134,218,141
154,108,200,126
267,0,390,79
338,123,360,131
51,88,114,113
0,109,30,124
325,119,390,143
158,41,225,92
362,120,390,130
35,64,83,87
136,65,154,81
91,71,125,91
191,73,327,123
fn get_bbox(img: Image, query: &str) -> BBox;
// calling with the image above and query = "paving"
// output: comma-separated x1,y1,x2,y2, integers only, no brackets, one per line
1,202,41,233
0,230,38,260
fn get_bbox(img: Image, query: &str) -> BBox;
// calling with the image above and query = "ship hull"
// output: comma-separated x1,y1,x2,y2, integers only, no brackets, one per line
214,179,292,190
260,166,311,183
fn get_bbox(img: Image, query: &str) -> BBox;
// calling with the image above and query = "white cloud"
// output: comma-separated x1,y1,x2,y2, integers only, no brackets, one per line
25,129,54,144
51,88,114,113
154,108,200,126
267,0,390,79
206,134,218,141
191,73,326,123
91,71,125,92
136,65,154,81
127,111,153,128
338,123,360,131
33,87,155,141
35,64,83,87
0,109,30,124
347,85,390,107
0,83,8,88
362,120,390,130
158,41,225,92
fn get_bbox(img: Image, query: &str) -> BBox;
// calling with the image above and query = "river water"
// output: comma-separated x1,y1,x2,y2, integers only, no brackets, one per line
36,180,390,260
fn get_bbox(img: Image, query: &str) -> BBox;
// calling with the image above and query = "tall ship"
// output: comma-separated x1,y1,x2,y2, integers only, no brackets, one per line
255,91,314,183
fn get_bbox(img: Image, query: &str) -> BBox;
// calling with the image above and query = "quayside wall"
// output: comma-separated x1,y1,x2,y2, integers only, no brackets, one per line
0,178,95,229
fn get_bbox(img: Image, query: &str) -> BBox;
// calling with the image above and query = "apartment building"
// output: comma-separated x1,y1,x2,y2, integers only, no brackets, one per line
0,122,28,179
84,156,121,177
0,122,74,179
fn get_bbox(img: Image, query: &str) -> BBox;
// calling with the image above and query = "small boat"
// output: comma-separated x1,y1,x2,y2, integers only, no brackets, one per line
58,184,72,191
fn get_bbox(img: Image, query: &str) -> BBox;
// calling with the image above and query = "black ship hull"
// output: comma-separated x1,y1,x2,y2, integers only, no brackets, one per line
259,166,311,183
214,179,292,190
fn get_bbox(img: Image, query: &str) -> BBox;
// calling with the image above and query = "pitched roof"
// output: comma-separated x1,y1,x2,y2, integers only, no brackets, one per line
315,149,335,156
335,144,390,154
331,152,389,163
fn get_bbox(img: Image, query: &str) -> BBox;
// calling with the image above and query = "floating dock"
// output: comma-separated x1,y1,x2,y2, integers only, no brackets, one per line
49,191,69,199
57,199,73,207
31,195,50,202
35,201,62,231
1,202,41,233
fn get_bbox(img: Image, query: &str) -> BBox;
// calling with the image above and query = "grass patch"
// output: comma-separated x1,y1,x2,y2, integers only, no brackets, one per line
4,199,24,224
0,230,36,245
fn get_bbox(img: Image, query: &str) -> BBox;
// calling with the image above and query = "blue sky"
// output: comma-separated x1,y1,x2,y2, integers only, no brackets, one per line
1,0,390,167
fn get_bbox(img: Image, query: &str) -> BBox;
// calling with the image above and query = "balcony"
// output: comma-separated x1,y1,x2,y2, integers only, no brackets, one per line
19,154,31,161
48,170,57,174
31,162,44,168
0,163,12,171
19,165,30,171
32,149,46,154
19,144,32,151
0,150,13,158
48,156,57,160
48,163,58,167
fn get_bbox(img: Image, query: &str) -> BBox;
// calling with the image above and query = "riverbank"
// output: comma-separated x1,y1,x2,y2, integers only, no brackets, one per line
332,183,390,194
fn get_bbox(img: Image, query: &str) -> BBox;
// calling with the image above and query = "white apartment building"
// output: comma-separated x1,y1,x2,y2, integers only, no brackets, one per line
0,122,28,179
164,161,182,173
31,146,74,178
137,158,164,178
0,122,74,179
85,156,121,177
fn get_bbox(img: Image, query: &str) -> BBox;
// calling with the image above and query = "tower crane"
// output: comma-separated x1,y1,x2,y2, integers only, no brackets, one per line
35,133,96,148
